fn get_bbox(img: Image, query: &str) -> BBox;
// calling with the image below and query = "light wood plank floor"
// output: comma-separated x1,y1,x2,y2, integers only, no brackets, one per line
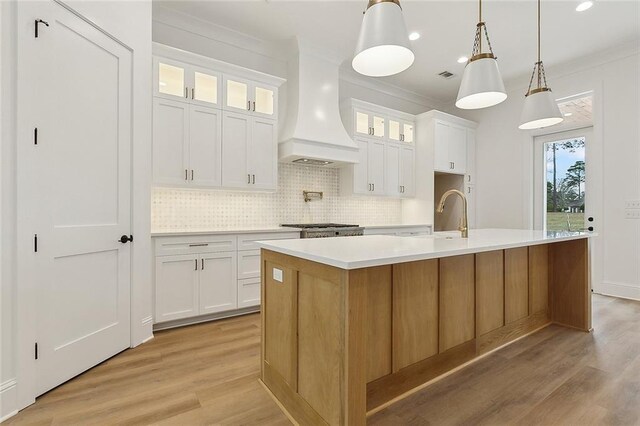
6,295,640,425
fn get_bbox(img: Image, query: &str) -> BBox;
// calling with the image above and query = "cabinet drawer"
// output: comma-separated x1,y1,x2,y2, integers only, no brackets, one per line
155,235,237,256
238,249,261,280
238,278,261,308
237,232,300,251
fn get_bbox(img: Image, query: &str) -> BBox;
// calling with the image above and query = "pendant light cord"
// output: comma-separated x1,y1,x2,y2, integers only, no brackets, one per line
479,0,482,52
537,0,541,63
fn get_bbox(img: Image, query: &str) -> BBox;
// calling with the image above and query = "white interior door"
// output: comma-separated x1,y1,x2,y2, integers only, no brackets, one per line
22,1,133,395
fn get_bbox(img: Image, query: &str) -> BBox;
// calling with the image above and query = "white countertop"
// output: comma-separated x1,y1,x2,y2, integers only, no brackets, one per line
150,224,431,237
151,227,301,237
257,228,594,270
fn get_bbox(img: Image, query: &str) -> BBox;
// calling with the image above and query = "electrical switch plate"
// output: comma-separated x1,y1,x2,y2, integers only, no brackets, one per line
625,210,640,219
272,267,283,282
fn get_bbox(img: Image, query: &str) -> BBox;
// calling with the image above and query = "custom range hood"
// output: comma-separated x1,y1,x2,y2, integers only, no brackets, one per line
279,39,359,166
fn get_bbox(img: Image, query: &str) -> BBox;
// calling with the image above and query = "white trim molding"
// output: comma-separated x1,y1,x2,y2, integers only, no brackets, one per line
0,379,18,422
596,281,640,302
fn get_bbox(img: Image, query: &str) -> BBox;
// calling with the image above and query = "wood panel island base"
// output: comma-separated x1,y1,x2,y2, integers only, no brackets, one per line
258,230,592,425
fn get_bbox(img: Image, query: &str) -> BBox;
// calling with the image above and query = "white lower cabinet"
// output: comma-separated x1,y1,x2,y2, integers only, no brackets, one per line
155,254,199,322
153,231,299,325
199,252,237,314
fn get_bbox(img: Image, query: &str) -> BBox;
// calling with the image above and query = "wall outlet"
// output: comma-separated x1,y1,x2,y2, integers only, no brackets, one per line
625,200,640,209
272,268,283,282
625,209,640,219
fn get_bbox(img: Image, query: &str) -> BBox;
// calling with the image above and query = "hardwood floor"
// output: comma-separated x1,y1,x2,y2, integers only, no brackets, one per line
6,295,640,425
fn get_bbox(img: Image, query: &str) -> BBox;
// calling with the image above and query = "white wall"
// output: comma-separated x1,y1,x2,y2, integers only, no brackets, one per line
0,0,152,420
460,48,640,300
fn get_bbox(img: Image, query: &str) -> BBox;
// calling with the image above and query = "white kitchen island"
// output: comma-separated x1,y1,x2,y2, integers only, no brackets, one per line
258,229,593,425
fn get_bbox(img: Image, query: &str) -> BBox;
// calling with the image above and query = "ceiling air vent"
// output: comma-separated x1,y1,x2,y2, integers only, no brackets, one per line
438,70,454,79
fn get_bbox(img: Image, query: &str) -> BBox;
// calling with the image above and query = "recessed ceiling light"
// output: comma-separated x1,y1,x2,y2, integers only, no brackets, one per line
408,32,420,41
457,56,469,64
576,1,593,12
564,112,573,117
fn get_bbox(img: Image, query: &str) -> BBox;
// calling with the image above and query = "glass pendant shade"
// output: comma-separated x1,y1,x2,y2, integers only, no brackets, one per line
519,88,563,129
352,1,415,77
456,55,507,109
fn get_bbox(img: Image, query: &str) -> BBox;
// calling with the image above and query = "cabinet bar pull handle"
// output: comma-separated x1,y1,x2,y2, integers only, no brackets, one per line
191,88,195,99
185,169,188,180
191,170,194,181
185,87,188,99
188,243,209,247
248,174,251,184
247,100,251,111
195,259,198,270
252,174,255,184
201,258,204,270
252,101,256,111
372,183,375,191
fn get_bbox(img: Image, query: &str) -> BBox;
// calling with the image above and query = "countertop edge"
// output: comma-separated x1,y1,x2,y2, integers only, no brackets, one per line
258,233,594,270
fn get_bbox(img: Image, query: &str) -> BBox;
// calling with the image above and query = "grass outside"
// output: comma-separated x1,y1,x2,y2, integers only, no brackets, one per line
546,212,585,232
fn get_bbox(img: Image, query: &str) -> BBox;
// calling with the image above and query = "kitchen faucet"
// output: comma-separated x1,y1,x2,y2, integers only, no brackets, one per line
436,189,469,238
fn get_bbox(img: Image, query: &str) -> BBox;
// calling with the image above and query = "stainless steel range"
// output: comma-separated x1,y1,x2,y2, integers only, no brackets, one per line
281,223,364,238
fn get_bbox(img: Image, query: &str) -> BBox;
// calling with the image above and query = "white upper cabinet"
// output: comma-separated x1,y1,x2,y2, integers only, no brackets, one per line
155,57,221,108
340,99,416,198
223,76,278,119
385,144,415,197
152,44,284,191
434,120,468,175
221,112,277,191
153,98,189,186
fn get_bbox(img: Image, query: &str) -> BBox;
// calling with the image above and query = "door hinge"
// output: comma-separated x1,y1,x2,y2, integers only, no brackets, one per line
34,234,38,252
35,19,49,38
35,342,38,360
34,128,38,145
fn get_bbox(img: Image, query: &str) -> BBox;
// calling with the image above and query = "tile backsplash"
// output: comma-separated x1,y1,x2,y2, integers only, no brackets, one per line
152,163,402,231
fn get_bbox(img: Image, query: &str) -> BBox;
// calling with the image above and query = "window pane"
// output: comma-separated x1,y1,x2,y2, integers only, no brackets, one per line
158,63,184,97
544,137,586,231
389,120,400,141
403,123,414,143
373,116,385,137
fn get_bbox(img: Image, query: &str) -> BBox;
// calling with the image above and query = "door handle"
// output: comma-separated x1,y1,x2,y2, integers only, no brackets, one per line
588,217,594,222
588,226,594,232
119,235,133,244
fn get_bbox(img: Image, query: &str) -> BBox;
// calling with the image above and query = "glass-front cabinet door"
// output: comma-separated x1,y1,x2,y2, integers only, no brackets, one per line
156,58,188,101
389,119,401,142
224,76,251,113
355,110,371,136
371,115,385,139
253,84,276,118
401,122,414,143
192,67,220,107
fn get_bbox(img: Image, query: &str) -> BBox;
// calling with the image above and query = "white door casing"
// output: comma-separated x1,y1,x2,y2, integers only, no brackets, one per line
18,1,133,396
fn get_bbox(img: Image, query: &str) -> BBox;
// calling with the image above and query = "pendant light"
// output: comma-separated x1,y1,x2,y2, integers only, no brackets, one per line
519,0,563,130
352,0,415,77
456,0,507,109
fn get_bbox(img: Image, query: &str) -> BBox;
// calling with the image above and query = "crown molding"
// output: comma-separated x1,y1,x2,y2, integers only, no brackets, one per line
339,66,446,111
152,5,289,63
504,38,640,95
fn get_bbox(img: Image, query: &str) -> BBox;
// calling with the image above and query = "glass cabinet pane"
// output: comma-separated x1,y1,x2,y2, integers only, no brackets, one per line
158,63,185,98
373,116,385,137
389,120,401,141
226,79,249,110
254,86,274,115
403,123,414,143
194,72,218,104
356,112,369,135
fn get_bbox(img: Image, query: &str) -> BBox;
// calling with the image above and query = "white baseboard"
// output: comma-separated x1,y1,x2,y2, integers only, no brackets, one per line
0,379,18,423
595,281,640,301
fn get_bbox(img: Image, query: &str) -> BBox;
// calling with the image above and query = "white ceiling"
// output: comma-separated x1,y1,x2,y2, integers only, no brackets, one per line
156,0,640,102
